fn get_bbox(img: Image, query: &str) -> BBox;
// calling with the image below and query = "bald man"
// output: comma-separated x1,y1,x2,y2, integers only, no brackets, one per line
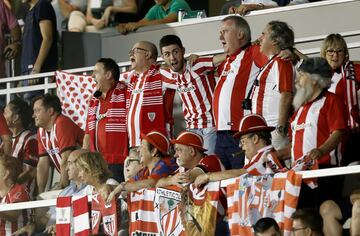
122,41,176,149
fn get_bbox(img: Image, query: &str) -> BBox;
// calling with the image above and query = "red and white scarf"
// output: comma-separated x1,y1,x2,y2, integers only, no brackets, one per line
91,194,119,236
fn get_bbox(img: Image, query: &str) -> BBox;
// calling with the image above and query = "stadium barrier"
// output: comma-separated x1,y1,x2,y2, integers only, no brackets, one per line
0,165,358,212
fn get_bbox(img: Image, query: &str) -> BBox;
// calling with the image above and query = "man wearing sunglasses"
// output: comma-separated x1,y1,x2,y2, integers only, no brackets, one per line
291,209,324,236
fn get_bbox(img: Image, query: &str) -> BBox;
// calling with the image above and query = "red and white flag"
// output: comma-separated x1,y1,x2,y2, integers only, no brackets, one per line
56,196,72,236
225,170,302,236
73,195,90,236
55,71,96,130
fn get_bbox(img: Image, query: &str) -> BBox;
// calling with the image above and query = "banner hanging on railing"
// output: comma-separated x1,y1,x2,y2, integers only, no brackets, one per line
55,71,96,130
224,170,302,236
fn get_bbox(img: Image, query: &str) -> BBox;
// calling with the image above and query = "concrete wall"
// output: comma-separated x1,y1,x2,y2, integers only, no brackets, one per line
62,0,360,69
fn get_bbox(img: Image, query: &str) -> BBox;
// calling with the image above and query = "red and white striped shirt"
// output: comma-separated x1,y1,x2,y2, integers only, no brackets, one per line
160,57,216,129
290,92,347,165
12,130,38,198
214,45,266,131
0,184,30,236
38,115,84,172
125,66,176,147
12,130,38,167
328,61,360,129
251,57,294,126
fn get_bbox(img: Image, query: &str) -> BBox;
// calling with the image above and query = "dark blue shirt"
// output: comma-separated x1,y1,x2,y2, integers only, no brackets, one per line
21,0,58,74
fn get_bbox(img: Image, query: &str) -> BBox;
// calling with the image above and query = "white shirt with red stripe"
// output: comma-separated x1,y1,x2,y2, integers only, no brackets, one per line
251,57,294,126
328,62,360,129
244,145,283,175
290,92,347,165
0,184,30,236
124,67,176,147
214,45,265,131
38,115,84,172
12,130,38,198
160,57,216,129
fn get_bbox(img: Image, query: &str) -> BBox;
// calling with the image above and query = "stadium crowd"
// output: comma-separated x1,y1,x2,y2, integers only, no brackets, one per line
0,1,359,235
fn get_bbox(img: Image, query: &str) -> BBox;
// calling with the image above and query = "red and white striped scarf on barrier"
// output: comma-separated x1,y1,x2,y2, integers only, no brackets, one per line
56,196,90,236
55,71,96,130
73,196,90,236
56,196,72,236
225,170,302,236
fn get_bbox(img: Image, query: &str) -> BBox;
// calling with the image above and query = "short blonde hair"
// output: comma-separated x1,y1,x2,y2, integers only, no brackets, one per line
74,152,112,183
320,33,349,59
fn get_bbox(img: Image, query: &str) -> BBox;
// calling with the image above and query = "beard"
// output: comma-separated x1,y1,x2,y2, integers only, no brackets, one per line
293,81,314,111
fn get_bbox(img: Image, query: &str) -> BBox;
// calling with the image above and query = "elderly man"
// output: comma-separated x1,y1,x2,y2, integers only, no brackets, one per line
278,57,347,207
118,0,191,34
250,21,295,150
123,41,175,149
159,35,226,154
156,131,224,188
291,209,324,236
213,15,269,170
33,94,84,193
195,114,283,186
83,58,128,183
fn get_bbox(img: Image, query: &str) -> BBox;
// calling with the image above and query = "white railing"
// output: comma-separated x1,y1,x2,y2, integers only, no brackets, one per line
0,165,359,212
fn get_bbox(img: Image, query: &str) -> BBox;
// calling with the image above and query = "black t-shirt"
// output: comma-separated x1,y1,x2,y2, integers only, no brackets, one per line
21,0,58,74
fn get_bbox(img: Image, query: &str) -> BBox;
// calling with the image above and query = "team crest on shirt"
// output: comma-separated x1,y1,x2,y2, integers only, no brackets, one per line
103,214,116,236
91,210,100,229
148,112,156,122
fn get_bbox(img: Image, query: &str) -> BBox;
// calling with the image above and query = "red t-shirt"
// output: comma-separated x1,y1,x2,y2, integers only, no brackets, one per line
38,115,84,172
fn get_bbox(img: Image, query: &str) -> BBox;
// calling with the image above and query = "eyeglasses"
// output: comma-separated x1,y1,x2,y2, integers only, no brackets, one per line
125,159,140,168
326,48,344,55
129,47,148,55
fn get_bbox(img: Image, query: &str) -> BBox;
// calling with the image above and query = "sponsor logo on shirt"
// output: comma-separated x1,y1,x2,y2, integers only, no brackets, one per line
177,85,196,93
293,122,311,131
47,147,60,155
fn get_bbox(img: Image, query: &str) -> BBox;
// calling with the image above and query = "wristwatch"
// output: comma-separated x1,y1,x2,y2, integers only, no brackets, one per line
276,125,287,136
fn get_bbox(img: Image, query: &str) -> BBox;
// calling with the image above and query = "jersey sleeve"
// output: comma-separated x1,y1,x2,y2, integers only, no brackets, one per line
191,57,215,75
37,130,48,157
23,136,39,167
56,117,84,153
326,94,347,132
277,59,294,93
0,113,10,136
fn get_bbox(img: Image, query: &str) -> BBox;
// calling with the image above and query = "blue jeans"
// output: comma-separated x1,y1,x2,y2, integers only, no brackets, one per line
188,127,217,155
215,132,244,170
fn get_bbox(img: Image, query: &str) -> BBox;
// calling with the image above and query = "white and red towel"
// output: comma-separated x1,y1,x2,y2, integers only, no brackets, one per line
56,71,96,130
